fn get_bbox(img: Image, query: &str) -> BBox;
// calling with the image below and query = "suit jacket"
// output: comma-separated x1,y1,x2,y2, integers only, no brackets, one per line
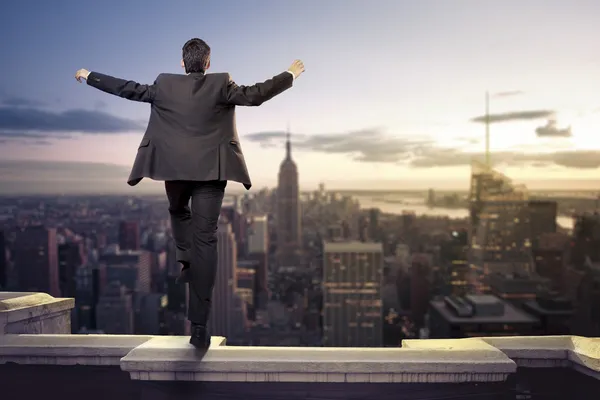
86,70,294,190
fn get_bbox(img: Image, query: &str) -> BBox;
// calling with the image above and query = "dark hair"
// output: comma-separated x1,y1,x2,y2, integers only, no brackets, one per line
182,38,211,73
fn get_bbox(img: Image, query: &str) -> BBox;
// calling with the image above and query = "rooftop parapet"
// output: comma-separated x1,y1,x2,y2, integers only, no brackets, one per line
0,292,75,334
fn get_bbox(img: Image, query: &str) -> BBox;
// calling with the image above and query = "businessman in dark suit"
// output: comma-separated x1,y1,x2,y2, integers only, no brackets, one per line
75,38,305,348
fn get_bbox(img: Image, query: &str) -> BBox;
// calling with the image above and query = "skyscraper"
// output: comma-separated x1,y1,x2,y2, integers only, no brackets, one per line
58,241,85,298
221,205,247,257
468,161,534,292
276,127,301,266
322,241,384,347
96,281,134,334
209,218,238,337
100,250,152,293
247,214,269,302
118,221,141,251
14,225,60,297
528,200,558,243
248,214,269,254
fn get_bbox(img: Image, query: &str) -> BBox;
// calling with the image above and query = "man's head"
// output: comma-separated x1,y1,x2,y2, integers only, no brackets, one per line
181,38,211,73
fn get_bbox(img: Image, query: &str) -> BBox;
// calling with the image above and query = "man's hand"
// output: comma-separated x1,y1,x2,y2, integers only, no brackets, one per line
287,60,305,79
75,69,90,83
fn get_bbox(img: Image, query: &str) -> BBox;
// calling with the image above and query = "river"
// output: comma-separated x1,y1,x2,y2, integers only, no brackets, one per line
354,195,574,230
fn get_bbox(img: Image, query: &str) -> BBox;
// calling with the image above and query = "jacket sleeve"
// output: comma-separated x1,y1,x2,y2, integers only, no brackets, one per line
87,72,159,103
222,72,293,106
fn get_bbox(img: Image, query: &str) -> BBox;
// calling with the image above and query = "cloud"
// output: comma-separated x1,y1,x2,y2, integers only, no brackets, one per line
0,138,53,146
94,100,108,110
244,131,307,142
0,160,130,180
242,131,308,149
0,131,71,140
535,120,572,138
245,127,434,164
493,91,524,98
410,149,600,169
244,127,600,170
455,136,481,145
0,106,145,134
0,96,45,107
471,110,554,124
30,139,53,146
0,101,144,146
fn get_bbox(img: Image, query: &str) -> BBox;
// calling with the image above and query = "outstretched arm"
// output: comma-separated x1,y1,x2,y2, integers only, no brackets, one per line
224,72,293,107
75,68,158,103
224,59,305,106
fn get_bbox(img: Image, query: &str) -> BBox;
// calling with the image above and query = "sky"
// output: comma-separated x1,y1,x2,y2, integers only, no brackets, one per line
1,0,600,192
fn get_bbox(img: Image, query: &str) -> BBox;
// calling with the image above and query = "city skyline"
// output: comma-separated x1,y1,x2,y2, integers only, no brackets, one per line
2,0,600,191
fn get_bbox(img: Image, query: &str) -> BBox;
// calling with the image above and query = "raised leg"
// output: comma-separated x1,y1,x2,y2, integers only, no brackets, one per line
165,181,193,281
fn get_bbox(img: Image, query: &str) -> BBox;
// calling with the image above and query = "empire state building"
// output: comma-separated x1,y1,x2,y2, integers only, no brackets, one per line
276,129,301,266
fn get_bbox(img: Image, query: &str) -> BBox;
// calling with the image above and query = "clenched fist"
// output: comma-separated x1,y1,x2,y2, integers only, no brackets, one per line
287,60,305,79
75,69,90,83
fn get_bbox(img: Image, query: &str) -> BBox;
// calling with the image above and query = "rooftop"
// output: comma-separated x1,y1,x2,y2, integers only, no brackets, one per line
323,241,383,252
524,299,575,316
466,294,500,305
431,295,539,324
1,292,600,400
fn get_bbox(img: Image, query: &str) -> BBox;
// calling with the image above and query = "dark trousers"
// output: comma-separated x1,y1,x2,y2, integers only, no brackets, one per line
165,180,227,325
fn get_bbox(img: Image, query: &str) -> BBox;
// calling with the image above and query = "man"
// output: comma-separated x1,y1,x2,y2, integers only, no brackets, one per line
75,38,305,349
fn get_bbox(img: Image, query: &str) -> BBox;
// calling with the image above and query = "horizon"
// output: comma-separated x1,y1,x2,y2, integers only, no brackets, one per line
2,0,600,190
0,159,599,196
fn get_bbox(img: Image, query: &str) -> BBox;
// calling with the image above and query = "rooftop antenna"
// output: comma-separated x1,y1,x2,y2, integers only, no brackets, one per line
485,91,491,167
285,121,291,160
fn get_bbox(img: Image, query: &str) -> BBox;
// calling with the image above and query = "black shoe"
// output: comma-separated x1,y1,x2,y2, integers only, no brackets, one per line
190,324,210,349
176,267,191,284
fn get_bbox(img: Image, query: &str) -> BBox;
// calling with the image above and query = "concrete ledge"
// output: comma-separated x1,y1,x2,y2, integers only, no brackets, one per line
0,292,75,334
483,336,600,379
120,336,515,383
404,336,600,380
570,336,600,377
3,334,600,384
0,334,155,365
479,336,572,368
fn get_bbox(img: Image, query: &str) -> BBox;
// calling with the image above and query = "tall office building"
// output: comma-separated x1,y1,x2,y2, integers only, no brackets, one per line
441,229,470,296
322,241,383,347
247,214,269,302
209,218,238,338
529,200,558,242
118,221,141,251
248,214,269,254
98,247,152,294
410,253,432,327
136,293,168,334
96,281,134,334
566,214,600,336
235,259,257,317
13,225,60,297
534,232,569,294
368,208,380,241
58,241,85,298
221,205,247,257
276,129,301,266
73,264,96,331
468,161,534,292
